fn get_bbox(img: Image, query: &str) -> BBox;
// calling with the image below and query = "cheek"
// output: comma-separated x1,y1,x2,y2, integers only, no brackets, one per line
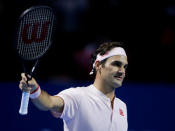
102,66,114,76
106,65,118,72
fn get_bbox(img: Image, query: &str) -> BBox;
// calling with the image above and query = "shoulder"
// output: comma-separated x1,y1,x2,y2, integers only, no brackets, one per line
57,85,91,96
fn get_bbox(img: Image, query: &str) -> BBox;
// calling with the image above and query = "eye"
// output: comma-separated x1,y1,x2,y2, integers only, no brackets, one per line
124,64,128,70
111,61,122,67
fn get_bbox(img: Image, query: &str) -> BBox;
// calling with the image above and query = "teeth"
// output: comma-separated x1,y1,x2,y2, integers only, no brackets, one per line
114,76,122,79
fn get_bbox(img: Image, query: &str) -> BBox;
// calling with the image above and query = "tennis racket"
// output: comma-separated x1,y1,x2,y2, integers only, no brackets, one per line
15,6,56,115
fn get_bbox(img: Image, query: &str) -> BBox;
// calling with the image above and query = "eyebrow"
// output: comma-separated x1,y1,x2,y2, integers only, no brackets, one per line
111,60,128,67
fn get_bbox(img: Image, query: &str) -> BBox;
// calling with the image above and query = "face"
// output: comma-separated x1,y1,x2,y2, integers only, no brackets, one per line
97,55,128,89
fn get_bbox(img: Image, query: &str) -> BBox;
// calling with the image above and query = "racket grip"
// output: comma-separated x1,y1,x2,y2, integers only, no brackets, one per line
19,91,30,115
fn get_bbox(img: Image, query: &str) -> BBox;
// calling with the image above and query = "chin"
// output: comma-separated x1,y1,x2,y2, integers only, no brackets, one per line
115,81,123,88
110,81,122,89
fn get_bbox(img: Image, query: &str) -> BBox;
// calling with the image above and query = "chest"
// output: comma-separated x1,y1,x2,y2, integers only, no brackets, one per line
77,95,127,131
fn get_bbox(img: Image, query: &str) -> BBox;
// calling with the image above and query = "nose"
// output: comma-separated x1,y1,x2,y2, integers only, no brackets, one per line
118,67,125,76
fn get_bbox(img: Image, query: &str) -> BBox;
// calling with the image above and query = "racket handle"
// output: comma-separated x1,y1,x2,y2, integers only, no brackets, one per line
19,91,30,115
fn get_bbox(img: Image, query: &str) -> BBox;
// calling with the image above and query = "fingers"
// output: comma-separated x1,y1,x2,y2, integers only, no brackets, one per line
20,73,38,93
19,80,26,88
21,73,27,81
21,73,32,81
19,80,32,93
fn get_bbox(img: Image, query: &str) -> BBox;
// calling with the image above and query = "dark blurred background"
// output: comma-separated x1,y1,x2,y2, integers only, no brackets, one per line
0,0,175,131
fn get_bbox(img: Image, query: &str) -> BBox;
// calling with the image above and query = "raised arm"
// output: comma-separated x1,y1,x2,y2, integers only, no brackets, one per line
19,73,64,113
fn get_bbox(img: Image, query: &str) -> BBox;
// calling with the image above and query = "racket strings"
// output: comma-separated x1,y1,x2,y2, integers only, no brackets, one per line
17,7,55,60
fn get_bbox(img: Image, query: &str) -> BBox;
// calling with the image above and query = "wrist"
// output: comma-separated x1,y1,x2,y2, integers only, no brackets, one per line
30,85,39,94
30,85,41,99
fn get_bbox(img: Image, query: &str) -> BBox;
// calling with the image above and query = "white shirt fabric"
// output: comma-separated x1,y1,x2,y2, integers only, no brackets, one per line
55,84,128,131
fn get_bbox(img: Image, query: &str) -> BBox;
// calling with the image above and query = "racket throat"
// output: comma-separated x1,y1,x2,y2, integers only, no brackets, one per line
23,59,39,78
31,59,39,74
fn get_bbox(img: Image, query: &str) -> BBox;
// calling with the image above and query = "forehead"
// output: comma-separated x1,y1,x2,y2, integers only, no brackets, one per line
106,55,128,65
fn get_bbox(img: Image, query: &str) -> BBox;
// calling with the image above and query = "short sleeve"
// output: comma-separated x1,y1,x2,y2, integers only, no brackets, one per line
55,88,80,121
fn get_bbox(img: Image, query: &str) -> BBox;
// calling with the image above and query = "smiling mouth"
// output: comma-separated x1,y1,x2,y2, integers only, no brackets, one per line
114,76,123,81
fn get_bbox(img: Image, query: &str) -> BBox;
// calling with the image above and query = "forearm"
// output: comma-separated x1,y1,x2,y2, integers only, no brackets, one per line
31,89,64,113
31,90,53,111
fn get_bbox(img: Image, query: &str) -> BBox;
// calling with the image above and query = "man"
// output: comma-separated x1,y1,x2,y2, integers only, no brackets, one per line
19,41,128,131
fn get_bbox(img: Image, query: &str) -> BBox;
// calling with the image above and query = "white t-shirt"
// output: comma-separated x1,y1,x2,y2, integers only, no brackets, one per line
54,84,128,131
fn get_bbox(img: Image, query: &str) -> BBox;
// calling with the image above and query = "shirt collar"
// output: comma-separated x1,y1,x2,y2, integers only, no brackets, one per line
90,84,112,102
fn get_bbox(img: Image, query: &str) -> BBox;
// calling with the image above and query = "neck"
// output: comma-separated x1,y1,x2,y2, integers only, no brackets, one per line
93,77,115,101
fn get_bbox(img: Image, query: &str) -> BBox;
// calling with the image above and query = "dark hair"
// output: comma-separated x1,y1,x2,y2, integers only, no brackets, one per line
91,41,124,75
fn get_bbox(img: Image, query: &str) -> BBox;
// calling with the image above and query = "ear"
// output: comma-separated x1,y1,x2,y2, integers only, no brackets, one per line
95,61,101,72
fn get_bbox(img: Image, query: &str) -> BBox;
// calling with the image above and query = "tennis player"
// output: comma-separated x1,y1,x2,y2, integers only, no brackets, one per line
19,41,128,131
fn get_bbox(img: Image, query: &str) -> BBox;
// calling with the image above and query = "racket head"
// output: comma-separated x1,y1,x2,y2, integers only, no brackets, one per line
15,6,56,61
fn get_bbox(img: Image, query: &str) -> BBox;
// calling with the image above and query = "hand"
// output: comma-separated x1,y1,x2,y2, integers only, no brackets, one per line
19,73,39,93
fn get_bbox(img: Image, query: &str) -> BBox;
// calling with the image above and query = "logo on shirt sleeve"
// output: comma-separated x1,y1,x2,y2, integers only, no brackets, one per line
119,108,124,116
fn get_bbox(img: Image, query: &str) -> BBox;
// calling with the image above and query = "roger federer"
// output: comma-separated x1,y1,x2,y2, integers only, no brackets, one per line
19,41,128,131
